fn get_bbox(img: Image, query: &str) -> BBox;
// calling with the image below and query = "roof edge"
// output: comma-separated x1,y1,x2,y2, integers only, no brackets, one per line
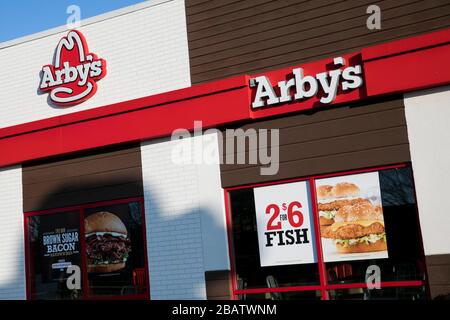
0,0,172,49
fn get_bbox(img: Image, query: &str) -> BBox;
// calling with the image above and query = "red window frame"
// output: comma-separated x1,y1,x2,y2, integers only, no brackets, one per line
224,163,430,300
23,197,150,300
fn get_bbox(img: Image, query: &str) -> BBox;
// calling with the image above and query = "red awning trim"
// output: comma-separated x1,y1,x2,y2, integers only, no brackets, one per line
1,28,450,168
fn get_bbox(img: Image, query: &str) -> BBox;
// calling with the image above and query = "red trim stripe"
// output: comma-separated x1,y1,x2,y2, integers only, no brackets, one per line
326,280,425,290
234,285,322,295
234,281,425,295
1,29,450,168
362,28,450,61
0,75,249,140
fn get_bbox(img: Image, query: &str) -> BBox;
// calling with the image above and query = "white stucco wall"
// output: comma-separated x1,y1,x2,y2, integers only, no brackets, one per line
404,85,450,256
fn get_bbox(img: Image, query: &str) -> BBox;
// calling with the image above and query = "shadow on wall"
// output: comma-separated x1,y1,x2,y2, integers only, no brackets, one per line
137,185,228,300
0,231,26,300
9,174,227,300
0,166,26,300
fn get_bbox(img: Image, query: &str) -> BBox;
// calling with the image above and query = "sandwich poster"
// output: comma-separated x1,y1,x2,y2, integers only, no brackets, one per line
84,211,132,274
42,228,80,257
315,172,388,263
254,181,317,267
33,212,82,283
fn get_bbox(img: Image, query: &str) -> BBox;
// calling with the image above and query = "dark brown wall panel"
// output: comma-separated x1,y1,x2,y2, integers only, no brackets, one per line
186,0,450,84
22,144,143,212
426,254,450,299
205,270,232,300
220,97,410,187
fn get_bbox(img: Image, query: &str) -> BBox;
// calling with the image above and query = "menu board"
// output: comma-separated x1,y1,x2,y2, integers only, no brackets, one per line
253,181,317,267
315,172,388,262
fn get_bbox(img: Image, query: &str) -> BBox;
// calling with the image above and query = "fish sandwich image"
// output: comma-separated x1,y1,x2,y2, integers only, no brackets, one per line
321,201,387,254
316,183,365,227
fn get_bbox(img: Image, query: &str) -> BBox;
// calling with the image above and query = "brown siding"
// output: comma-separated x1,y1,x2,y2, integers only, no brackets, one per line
205,270,232,300
22,144,143,212
220,96,410,187
426,254,450,299
186,0,450,84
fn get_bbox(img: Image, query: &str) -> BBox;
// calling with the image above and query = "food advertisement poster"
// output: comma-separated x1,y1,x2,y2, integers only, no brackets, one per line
41,227,80,280
33,211,82,282
315,172,388,262
83,202,146,296
253,181,317,267
42,228,80,258
84,211,132,274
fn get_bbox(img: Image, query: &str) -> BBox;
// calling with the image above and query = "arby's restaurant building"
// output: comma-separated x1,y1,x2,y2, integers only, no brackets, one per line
0,0,450,300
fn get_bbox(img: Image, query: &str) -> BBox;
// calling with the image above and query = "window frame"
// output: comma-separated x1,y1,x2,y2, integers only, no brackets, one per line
224,163,430,300
23,197,150,300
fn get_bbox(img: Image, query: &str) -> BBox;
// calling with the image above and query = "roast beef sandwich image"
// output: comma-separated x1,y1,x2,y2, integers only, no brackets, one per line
321,201,387,254
84,212,131,273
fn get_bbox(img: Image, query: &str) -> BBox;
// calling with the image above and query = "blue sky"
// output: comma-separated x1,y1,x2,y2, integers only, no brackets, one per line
0,0,147,43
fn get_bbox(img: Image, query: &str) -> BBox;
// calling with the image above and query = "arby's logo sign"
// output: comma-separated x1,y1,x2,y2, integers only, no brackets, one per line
39,30,106,106
250,57,363,109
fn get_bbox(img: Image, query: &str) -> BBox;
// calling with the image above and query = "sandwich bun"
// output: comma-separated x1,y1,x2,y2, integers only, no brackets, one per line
334,201,383,223
317,185,333,200
87,262,126,273
319,216,334,226
332,182,360,199
336,239,387,253
85,211,127,236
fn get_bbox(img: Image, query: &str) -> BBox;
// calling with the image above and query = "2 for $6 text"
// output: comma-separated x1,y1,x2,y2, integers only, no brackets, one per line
264,201,310,247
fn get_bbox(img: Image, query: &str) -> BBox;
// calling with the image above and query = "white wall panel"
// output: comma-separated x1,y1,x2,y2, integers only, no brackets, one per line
0,166,25,299
0,0,190,129
404,86,450,255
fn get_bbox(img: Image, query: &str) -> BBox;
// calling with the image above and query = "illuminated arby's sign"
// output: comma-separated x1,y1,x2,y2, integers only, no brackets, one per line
250,57,363,108
39,30,106,106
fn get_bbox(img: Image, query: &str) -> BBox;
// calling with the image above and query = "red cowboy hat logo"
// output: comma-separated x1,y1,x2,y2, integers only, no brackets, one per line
39,30,107,106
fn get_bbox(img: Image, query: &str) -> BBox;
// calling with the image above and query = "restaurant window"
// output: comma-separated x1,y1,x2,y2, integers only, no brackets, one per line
25,198,149,300
227,165,428,300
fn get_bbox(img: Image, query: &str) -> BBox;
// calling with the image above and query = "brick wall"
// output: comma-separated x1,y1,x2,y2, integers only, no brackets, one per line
0,0,191,129
0,166,26,299
140,132,227,300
